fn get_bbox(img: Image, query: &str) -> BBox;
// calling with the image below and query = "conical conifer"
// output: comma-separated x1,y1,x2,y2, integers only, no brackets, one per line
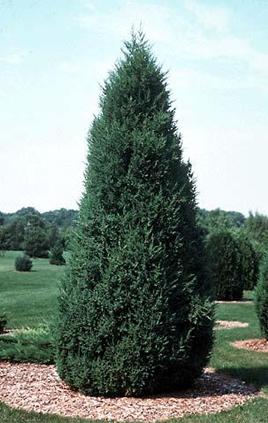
56,32,214,397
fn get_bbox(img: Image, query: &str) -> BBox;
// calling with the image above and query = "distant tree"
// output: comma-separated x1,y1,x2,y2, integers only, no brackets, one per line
206,229,244,300
48,224,61,248
0,227,7,256
245,212,268,255
49,240,65,265
1,208,48,251
15,254,33,272
237,232,260,290
4,219,26,250
0,212,4,226
61,226,72,250
0,207,77,253
24,225,49,258
198,208,245,236
255,253,268,339
16,207,40,218
42,209,78,228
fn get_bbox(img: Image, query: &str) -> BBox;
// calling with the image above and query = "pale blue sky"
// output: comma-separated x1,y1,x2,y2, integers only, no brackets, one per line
1,0,268,214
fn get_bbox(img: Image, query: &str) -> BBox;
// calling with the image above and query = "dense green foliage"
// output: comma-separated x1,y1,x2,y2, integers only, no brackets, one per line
15,254,33,272
237,233,259,290
0,313,7,334
245,212,268,256
0,207,77,252
0,326,54,364
57,33,214,397
206,230,244,300
255,253,268,339
42,208,78,228
24,224,49,258
49,241,65,265
198,208,246,235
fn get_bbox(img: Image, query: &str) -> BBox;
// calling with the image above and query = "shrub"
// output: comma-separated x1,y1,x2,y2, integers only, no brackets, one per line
255,253,268,339
56,32,214,397
206,229,244,301
15,255,33,272
49,241,65,265
237,233,260,291
0,325,54,364
0,313,7,334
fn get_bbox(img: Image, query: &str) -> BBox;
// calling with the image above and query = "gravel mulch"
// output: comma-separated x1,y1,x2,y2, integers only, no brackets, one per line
232,338,268,353
0,362,259,422
216,320,249,330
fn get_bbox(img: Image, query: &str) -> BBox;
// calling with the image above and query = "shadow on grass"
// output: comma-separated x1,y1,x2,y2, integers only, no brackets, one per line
216,367,268,390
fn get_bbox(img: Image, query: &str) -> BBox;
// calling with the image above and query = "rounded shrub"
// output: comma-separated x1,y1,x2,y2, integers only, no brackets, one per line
0,313,7,334
206,229,244,301
56,32,214,397
15,255,33,272
255,253,268,339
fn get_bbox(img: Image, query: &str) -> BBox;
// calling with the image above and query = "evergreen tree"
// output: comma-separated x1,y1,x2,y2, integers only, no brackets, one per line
50,240,65,265
24,225,49,258
56,32,214,397
255,253,268,339
206,229,244,301
237,233,259,291
48,224,61,249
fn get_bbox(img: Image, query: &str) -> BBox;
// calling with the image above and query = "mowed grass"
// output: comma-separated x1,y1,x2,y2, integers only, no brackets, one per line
0,251,64,328
0,251,268,422
213,302,268,394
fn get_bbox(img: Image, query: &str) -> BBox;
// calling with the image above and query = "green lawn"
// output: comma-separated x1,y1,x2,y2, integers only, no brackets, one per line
0,251,268,422
0,251,64,328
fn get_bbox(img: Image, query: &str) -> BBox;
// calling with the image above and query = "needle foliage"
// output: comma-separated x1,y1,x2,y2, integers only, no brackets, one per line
56,32,214,397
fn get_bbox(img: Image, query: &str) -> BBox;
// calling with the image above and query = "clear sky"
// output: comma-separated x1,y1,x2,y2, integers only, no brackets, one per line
1,0,268,215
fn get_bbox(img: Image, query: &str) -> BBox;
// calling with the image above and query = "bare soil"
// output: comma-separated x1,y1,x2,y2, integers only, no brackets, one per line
216,320,249,329
232,339,268,353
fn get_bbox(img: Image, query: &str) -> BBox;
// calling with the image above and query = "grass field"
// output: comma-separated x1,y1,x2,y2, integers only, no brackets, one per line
0,251,268,422
0,251,64,328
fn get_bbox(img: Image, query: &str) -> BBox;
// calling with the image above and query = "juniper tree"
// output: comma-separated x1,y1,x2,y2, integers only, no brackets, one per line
206,229,244,301
237,233,259,291
255,253,268,339
56,32,214,397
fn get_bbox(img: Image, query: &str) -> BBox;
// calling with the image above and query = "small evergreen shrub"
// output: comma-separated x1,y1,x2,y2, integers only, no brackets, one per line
56,32,214,397
0,313,7,334
49,241,65,265
255,253,268,339
0,325,54,364
206,229,244,301
15,255,33,272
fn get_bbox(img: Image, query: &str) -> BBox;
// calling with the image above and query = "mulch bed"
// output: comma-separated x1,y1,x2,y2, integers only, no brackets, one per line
232,339,268,353
216,320,249,330
0,362,259,422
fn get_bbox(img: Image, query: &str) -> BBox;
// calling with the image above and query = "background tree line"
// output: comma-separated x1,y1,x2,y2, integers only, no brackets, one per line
1,207,268,259
0,207,78,256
